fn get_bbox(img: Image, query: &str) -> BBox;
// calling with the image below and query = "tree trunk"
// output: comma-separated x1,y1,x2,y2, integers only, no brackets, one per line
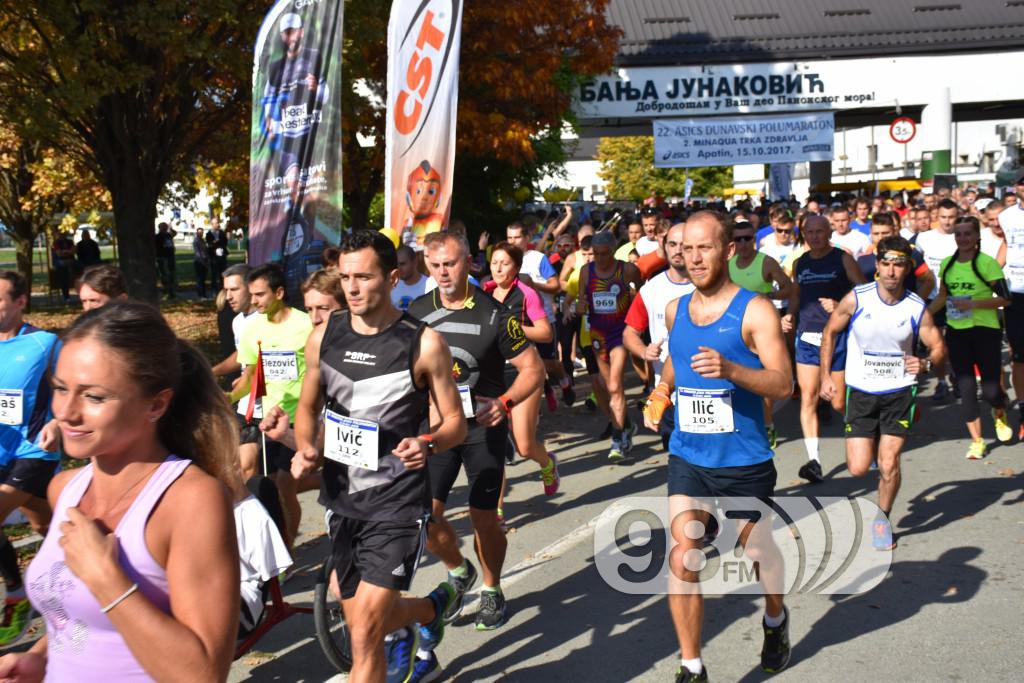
109,175,161,303
346,190,371,232
8,228,35,314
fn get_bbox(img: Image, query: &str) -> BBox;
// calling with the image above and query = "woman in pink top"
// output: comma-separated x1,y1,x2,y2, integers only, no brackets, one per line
486,243,561,514
0,302,241,682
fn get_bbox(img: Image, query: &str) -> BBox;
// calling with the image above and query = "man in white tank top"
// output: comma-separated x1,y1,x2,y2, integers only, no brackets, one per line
819,236,946,551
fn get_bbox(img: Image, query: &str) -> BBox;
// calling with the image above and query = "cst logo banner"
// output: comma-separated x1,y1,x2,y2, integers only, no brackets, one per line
593,496,893,596
384,0,464,249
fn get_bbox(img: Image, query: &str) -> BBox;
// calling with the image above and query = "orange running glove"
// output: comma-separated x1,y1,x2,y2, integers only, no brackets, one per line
643,382,673,426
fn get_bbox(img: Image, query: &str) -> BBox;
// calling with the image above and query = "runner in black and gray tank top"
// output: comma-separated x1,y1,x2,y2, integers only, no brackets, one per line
289,231,468,680
318,310,430,523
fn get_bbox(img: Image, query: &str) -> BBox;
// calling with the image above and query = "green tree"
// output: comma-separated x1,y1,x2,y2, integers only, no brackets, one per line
0,1,262,301
596,136,731,200
0,122,108,309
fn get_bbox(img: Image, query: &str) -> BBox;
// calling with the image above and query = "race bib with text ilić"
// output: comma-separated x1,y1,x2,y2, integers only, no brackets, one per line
676,388,735,434
323,409,379,471
262,350,299,382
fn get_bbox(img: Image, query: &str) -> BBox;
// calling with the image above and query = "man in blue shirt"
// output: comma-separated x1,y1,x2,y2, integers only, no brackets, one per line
850,197,873,235
0,271,61,646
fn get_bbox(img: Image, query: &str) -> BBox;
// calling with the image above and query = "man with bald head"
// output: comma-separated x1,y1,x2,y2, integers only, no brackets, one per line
641,211,793,680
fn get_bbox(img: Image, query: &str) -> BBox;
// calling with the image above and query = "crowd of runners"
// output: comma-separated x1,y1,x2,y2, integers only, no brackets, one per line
0,173,1021,682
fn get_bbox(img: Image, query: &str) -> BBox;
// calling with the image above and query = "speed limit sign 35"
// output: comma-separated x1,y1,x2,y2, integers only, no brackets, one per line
889,117,917,144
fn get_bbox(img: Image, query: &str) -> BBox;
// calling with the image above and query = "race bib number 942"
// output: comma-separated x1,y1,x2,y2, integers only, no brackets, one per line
262,350,299,382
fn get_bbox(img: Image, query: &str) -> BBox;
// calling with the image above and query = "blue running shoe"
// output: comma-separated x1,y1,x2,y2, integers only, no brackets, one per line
872,516,896,551
385,627,419,683
419,583,455,652
410,652,441,682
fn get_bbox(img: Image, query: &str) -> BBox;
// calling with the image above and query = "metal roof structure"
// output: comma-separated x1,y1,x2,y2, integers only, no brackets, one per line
609,0,1024,66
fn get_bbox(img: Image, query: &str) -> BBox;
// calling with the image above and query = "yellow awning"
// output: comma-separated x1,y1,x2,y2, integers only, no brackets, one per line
722,187,760,196
877,179,922,192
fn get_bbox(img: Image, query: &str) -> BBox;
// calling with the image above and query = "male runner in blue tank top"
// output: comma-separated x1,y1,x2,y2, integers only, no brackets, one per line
642,212,793,682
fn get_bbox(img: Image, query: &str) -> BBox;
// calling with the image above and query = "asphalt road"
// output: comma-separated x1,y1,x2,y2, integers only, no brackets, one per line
229,373,1023,682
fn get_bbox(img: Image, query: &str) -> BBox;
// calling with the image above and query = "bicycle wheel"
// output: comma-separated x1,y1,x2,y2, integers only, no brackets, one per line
313,555,353,672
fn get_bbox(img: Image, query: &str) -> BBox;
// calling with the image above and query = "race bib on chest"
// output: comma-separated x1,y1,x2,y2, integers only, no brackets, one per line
0,389,23,426
323,410,379,470
676,388,735,434
263,351,299,381
863,351,905,380
592,292,617,313
458,386,475,419
1007,263,1024,293
800,331,823,347
946,296,972,321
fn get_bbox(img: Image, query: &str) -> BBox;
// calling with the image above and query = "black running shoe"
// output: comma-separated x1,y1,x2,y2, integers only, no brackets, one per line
562,385,576,407
675,666,708,682
443,560,478,623
760,607,792,673
798,460,823,484
600,421,613,440
474,589,508,630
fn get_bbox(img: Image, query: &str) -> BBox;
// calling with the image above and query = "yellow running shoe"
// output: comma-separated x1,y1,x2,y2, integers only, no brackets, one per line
965,438,987,460
992,409,1013,443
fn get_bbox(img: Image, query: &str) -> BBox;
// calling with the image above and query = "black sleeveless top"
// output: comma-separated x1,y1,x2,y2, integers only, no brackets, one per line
317,310,430,522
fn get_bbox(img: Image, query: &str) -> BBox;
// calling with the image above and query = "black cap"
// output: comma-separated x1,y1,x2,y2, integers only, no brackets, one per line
1013,168,1024,185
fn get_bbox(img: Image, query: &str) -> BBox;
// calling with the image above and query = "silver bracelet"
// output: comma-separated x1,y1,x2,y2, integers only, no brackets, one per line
101,582,139,614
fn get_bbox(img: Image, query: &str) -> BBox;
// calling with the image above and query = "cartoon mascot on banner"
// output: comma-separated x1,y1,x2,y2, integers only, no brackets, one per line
402,160,446,247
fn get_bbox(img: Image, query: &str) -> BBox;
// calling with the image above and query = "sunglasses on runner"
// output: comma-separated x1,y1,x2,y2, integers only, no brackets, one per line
733,235,755,242
775,228,794,234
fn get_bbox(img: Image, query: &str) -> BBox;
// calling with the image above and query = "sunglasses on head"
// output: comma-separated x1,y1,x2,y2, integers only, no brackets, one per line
640,207,659,216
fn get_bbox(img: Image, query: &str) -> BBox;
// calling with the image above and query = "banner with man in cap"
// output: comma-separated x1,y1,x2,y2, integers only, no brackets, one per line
384,0,464,249
250,0,344,303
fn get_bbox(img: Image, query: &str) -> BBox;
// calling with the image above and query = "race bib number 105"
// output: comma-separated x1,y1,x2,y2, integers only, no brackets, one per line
676,388,735,434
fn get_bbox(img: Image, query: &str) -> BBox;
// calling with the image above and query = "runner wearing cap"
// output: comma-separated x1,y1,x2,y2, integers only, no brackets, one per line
820,237,946,549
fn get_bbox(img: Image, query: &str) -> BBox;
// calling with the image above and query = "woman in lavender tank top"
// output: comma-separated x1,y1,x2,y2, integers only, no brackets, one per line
0,303,242,682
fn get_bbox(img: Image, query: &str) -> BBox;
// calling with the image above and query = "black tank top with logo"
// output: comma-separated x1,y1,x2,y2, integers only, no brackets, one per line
317,310,430,522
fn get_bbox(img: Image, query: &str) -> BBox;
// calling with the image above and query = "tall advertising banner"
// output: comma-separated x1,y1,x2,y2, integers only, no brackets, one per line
385,0,463,249
250,0,344,303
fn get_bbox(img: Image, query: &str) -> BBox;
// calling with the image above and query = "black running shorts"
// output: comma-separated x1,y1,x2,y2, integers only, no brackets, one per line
844,386,916,439
428,421,507,510
667,456,776,521
0,458,58,500
328,513,428,599
1006,293,1024,363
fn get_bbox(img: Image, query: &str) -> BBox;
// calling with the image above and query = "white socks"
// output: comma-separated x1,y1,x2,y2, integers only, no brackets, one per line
804,437,820,463
681,657,703,675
